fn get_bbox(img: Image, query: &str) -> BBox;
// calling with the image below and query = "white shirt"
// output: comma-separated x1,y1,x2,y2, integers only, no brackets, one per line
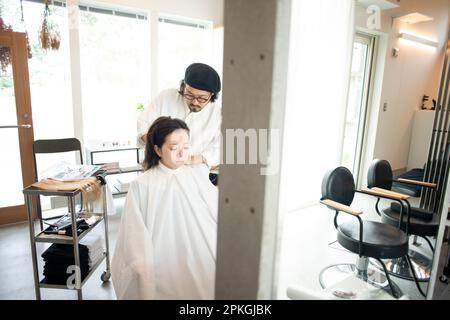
137,89,222,167
111,162,218,299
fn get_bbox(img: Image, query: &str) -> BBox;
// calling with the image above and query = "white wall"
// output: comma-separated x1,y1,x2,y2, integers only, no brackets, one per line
364,0,449,171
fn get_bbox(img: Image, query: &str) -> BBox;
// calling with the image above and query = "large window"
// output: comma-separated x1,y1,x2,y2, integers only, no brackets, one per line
2,0,73,141
341,33,375,185
279,0,355,211
2,0,73,210
157,15,213,91
79,6,150,146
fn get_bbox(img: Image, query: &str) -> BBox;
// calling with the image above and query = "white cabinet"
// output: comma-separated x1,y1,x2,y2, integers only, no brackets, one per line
407,110,435,171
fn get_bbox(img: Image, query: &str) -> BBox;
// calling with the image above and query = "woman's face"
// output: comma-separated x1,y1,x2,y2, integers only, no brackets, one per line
155,129,190,169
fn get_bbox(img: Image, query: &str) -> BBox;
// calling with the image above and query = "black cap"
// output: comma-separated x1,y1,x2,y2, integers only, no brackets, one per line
184,63,221,94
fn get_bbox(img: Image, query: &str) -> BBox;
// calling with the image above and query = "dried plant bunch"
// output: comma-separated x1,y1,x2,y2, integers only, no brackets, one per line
0,1,32,70
0,46,12,73
19,0,33,58
39,19,50,49
0,17,13,73
25,31,32,58
39,0,61,51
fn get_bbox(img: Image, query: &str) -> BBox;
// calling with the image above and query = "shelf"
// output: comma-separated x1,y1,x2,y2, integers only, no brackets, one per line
35,214,104,244
25,182,111,300
108,170,139,196
86,145,140,153
112,189,128,197
86,146,142,198
23,186,81,197
105,165,143,175
39,252,106,289
112,184,129,197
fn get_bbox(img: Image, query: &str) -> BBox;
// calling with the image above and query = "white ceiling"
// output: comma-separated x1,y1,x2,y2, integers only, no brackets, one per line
357,0,400,11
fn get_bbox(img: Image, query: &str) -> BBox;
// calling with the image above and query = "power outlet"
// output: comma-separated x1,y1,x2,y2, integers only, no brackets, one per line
383,103,388,112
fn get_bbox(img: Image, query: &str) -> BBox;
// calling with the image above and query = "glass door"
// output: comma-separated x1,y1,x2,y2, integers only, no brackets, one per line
0,30,35,225
341,33,375,185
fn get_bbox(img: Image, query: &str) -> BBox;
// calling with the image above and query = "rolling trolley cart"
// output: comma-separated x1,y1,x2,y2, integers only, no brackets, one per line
23,174,111,300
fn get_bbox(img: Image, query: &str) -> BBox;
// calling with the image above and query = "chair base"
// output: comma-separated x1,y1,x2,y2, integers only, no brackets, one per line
319,263,403,298
369,250,431,282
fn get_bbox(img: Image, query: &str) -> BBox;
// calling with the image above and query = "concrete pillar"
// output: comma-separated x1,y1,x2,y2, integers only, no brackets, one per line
215,0,291,299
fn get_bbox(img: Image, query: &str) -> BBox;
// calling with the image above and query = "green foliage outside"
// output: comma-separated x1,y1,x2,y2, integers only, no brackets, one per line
136,103,145,112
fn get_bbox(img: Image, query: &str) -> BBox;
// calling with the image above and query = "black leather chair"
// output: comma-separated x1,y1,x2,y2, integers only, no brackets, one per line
366,159,439,286
33,138,83,230
320,166,415,298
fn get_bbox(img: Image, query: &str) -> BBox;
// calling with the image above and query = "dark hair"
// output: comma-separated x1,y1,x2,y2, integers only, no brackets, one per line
178,80,219,103
143,117,190,170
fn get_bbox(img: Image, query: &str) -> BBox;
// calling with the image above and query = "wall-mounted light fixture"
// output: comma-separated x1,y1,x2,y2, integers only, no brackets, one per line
399,32,439,48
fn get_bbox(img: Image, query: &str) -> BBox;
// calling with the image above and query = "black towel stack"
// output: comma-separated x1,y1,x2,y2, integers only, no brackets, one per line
41,244,90,285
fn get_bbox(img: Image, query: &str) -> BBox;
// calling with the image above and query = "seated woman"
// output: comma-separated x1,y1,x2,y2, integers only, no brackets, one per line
111,117,218,300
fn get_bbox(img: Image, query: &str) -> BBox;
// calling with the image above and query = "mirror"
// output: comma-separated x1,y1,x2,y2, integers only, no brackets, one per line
349,2,450,299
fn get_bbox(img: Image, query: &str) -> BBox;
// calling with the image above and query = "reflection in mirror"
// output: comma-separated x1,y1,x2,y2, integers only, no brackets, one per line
279,0,450,301
361,27,450,299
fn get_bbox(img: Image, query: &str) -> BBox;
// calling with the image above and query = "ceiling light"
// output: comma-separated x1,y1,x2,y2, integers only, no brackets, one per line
396,12,434,24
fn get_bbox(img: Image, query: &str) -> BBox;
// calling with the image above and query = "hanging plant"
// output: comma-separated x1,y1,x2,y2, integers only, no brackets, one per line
0,17,13,32
39,0,61,51
0,17,13,73
20,0,32,59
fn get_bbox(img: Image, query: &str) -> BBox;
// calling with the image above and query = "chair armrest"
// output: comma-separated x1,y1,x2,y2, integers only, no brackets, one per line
360,187,410,201
371,187,411,200
396,178,437,189
320,199,363,216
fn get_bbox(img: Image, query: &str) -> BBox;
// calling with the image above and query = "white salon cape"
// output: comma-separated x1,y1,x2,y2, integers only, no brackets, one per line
111,162,218,300
137,89,222,167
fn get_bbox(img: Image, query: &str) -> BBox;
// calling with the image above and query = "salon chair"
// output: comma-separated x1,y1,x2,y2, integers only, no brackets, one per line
319,166,418,298
33,138,84,230
365,159,439,288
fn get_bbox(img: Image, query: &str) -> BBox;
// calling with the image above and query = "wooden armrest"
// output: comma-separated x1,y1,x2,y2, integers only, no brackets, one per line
397,178,437,189
371,187,411,200
360,187,410,201
320,199,363,216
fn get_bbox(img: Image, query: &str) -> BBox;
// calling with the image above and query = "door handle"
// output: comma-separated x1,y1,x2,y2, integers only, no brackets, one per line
0,124,32,129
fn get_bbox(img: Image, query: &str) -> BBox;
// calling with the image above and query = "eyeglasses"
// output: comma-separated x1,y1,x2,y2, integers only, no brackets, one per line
181,92,212,104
